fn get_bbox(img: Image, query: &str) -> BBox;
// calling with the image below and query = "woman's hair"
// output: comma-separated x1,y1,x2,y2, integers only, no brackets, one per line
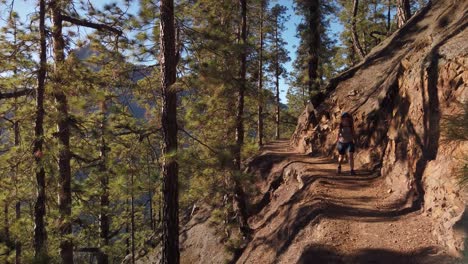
341,112,351,118
339,112,353,129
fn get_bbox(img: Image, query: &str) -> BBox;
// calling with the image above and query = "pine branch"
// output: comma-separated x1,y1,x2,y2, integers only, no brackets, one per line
0,89,34,100
179,127,219,155
370,31,388,41
71,153,100,164
351,0,366,59
62,15,122,35
76,247,100,253
112,124,161,139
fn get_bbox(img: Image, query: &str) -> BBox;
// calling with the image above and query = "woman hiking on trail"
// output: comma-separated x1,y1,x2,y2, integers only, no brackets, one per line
337,112,356,175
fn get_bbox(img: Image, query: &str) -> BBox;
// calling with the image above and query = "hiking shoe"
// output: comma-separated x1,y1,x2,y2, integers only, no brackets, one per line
337,166,341,174
350,170,356,176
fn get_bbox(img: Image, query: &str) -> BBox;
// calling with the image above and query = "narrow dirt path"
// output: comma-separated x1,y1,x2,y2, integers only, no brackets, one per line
238,140,459,264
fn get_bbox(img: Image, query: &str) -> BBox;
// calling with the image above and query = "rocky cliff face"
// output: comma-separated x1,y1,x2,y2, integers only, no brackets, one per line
291,0,467,255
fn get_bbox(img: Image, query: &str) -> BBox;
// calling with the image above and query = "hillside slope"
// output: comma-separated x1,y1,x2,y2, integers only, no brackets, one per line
239,0,467,262
134,0,467,263
283,0,467,260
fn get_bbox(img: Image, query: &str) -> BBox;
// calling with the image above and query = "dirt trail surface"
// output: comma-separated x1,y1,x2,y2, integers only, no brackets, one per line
237,140,460,264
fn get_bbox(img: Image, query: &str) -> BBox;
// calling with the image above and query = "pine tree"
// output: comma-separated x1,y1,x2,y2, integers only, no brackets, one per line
48,2,75,261
233,0,251,238
257,0,265,147
33,0,48,261
290,0,336,112
159,0,179,263
397,0,412,28
266,4,290,140
297,0,322,102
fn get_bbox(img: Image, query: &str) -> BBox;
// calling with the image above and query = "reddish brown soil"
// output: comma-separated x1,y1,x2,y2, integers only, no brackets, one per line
237,140,461,264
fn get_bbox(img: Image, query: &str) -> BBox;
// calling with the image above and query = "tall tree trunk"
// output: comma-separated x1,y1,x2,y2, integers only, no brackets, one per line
4,202,9,251
397,0,411,28
130,170,135,264
351,0,366,59
146,154,155,231
13,120,20,264
10,17,22,263
257,0,264,147
50,1,73,262
274,11,281,140
235,0,246,170
387,0,392,34
125,200,130,256
159,0,179,263
233,0,251,238
308,0,321,101
15,197,20,264
33,0,47,259
98,101,109,264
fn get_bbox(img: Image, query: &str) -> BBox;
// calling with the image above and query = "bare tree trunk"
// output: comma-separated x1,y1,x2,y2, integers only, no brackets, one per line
257,0,265,147
50,1,73,262
160,0,179,263
351,0,366,59
308,0,321,101
397,0,411,28
33,0,48,259
98,101,109,264
233,0,251,238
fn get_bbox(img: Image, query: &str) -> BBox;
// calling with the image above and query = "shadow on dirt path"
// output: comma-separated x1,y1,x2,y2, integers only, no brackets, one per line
236,140,458,264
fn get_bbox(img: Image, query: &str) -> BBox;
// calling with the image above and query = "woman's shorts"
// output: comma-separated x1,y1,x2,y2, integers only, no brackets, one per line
337,142,355,155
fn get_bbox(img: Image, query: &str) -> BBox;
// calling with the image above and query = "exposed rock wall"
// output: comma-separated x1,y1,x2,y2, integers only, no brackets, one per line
290,0,468,255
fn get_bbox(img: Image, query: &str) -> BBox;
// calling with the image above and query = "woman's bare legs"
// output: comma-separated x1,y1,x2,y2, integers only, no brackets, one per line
338,154,344,174
349,152,355,174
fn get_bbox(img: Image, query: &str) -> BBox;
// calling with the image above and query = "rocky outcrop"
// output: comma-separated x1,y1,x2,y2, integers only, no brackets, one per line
133,206,232,264
291,0,468,255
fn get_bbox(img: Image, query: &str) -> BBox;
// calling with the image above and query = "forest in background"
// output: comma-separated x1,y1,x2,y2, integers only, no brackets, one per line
0,0,430,263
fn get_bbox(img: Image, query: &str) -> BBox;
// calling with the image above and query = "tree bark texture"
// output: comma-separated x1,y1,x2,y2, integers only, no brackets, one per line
159,0,179,263
33,0,47,259
397,0,412,28
50,0,74,262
